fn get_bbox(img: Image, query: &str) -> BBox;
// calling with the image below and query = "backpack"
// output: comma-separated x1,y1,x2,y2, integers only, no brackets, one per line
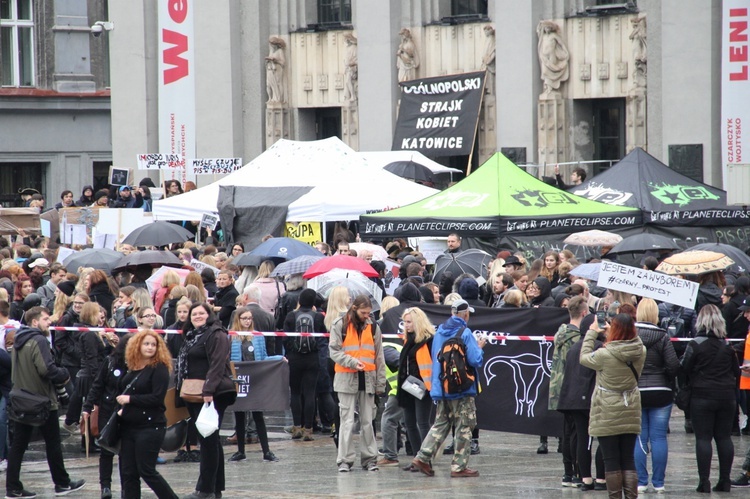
294,310,318,354
660,307,686,338
437,328,475,394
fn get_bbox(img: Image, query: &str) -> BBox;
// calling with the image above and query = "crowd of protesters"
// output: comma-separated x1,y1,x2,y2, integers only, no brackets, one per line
1,198,750,497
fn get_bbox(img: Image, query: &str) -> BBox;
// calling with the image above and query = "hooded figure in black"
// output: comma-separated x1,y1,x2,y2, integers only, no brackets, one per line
75,185,95,207
529,277,555,307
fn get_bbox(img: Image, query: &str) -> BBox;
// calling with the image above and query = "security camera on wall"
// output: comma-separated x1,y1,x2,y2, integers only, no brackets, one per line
90,21,114,37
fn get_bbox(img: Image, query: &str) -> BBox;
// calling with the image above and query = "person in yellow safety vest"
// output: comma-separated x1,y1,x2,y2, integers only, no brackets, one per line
396,307,436,464
329,295,386,473
377,340,405,467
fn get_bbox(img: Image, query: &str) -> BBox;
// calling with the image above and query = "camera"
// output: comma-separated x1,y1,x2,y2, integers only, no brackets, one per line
90,24,103,37
595,311,608,328
55,383,70,405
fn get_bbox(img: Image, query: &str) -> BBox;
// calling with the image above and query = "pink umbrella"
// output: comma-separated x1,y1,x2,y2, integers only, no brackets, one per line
303,254,379,279
145,266,192,295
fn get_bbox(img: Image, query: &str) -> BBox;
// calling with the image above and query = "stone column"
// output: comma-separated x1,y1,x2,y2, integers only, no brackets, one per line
536,20,570,165
626,14,647,152
538,96,567,166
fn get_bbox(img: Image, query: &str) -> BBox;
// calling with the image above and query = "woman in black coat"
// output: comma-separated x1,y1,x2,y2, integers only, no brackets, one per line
83,334,133,499
681,304,740,493
178,303,237,499
87,270,116,320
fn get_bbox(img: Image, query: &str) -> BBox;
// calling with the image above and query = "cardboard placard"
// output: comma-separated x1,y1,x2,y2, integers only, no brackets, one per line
285,221,321,246
597,261,700,308
0,208,41,235
109,166,132,186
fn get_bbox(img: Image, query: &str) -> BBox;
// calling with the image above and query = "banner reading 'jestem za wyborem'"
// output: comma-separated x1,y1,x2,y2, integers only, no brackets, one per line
392,72,485,156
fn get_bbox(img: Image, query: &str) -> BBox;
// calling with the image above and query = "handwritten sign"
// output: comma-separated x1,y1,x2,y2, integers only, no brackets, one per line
597,261,699,309
285,221,321,246
136,153,183,170
190,259,219,277
190,158,242,175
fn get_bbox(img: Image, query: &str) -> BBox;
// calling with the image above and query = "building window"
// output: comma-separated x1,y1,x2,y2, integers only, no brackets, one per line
0,162,44,207
1,0,34,87
451,0,488,16
318,0,351,25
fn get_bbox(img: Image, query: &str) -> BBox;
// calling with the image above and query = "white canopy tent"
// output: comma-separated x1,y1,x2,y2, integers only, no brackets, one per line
153,137,437,222
358,150,462,175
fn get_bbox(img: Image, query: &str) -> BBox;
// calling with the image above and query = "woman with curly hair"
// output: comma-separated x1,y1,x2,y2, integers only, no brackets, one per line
116,331,178,499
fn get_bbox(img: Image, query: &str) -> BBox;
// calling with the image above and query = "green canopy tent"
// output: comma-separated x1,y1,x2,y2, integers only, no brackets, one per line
360,153,642,241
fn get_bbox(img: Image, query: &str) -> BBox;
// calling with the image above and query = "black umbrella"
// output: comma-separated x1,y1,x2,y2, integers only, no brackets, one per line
121,221,194,247
384,160,438,184
431,249,493,284
689,243,750,274
607,233,681,255
63,248,123,275
113,250,184,273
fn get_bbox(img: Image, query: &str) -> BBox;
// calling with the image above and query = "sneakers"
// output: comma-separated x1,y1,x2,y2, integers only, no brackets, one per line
61,422,80,435
263,451,279,462
187,450,201,462
155,457,166,465
442,442,455,455
376,458,399,467
637,485,649,493
0,460,7,472
470,439,480,455
338,462,351,473
228,452,246,462
302,428,314,441
54,479,85,496
571,477,583,488
732,473,750,487
654,486,666,493
561,475,574,487
5,491,36,499
411,458,434,477
594,481,607,491
364,461,379,472
580,481,596,491
451,468,479,478
100,488,112,499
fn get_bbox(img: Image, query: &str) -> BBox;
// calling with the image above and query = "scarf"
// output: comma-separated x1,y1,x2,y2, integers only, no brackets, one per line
177,323,209,387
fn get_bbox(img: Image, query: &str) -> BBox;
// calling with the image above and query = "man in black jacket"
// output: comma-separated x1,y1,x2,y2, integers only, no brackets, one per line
6,307,85,498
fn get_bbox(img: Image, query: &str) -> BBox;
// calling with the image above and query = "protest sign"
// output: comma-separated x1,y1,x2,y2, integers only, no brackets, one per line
190,158,242,175
597,261,699,308
109,166,131,186
200,213,219,230
97,209,149,245
137,153,183,170
190,258,219,277
285,222,321,246
227,359,290,412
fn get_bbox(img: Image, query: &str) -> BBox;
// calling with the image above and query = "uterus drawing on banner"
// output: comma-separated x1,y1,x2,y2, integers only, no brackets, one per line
483,340,553,418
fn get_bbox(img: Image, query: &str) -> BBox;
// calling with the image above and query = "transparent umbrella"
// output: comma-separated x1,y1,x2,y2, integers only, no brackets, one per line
307,269,383,311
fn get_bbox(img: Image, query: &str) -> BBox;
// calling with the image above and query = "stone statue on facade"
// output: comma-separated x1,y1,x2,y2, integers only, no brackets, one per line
629,14,647,88
343,33,358,102
536,21,569,97
265,36,286,104
396,28,420,83
481,25,496,95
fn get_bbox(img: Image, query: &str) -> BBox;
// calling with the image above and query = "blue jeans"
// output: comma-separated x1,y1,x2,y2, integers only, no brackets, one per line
635,404,672,487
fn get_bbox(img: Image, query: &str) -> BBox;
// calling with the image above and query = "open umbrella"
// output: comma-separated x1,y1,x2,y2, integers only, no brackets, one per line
384,160,439,184
308,269,383,310
689,243,750,274
607,233,681,255
122,221,194,247
431,249,493,285
270,254,325,277
564,230,623,247
113,250,185,273
303,254,379,279
63,248,123,275
145,266,192,294
656,250,734,276
348,242,389,262
247,237,321,261
569,262,602,281
233,253,270,267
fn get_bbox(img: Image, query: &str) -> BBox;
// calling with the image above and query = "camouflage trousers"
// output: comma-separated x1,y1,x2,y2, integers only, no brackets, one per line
415,397,477,472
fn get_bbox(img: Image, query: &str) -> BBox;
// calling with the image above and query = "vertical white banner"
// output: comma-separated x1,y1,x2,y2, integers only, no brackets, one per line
158,0,196,188
722,1,750,205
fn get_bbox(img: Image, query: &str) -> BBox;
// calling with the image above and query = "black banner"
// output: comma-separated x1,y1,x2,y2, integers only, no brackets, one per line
381,303,568,437
392,72,485,156
226,359,290,412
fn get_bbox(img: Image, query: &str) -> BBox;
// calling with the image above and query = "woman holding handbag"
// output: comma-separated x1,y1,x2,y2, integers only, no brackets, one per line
116,330,178,499
82,334,133,499
396,307,435,453
178,303,237,499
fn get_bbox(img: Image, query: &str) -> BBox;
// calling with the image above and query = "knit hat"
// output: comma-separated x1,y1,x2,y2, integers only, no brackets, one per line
94,190,109,202
57,280,76,297
298,288,318,308
139,177,156,188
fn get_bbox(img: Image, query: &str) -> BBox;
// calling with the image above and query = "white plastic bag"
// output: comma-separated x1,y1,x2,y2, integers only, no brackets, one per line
195,402,219,438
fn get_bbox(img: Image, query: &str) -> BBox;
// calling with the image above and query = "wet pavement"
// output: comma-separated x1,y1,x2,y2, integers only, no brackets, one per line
9,408,750,498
